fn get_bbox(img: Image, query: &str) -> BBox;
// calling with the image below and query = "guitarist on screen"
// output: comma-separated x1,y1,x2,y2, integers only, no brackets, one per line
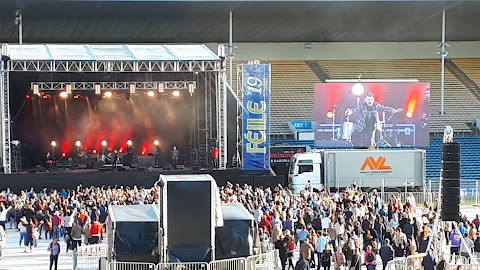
345,93,403,147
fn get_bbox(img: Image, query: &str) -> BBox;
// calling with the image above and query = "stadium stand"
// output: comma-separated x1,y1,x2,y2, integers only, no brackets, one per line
317,59,480,133
452,58,480,86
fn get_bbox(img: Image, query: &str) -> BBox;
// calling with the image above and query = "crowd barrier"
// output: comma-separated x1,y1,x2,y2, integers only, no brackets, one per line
103,250,278,270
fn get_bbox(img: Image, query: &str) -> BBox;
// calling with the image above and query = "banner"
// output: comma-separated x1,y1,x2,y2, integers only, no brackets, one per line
242,64,270,170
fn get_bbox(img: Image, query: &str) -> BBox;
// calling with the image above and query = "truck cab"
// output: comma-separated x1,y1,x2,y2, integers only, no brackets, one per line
288,152,322,193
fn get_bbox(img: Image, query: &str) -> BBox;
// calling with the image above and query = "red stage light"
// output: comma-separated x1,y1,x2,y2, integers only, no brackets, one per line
406,92,418,119
62,153,66,157
25,95,31,99
119,149,123,153
326,109,334,119
406,112,413,118
92,149,97,154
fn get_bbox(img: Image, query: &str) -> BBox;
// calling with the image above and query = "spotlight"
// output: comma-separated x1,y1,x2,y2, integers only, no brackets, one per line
127,140,132,146
94,84,101,95
406,112,413,118
147,91,155,97
158,82,164,93
129,84,136,94
172,90,180,97
92,149,97,154
104,91,113,98
59,91,68,99
101,140,107,147
51,141,56,147
326,109,334,119
352,83,365,96
188,83,195,95
66,84,72,94
154,140,159,146
75,140,81,147
32,84,40,96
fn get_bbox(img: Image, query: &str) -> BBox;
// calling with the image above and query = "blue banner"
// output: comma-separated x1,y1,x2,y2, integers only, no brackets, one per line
242,64,270,170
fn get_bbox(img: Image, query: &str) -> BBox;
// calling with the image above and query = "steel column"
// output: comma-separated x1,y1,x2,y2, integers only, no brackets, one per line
0,61,11,174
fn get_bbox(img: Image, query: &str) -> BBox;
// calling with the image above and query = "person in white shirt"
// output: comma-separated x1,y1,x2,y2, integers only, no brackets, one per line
0,204,12,230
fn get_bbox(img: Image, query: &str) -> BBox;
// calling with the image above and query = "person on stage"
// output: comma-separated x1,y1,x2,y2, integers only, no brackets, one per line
171,146,179,169
345,93,403,147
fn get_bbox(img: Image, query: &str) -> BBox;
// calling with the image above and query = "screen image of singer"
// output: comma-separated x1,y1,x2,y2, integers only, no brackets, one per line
314,82,430,148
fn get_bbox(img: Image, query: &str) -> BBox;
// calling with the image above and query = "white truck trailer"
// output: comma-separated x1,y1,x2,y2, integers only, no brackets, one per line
288,149,426,193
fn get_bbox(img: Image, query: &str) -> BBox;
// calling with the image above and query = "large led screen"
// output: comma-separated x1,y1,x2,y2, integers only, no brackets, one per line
314,82,430,148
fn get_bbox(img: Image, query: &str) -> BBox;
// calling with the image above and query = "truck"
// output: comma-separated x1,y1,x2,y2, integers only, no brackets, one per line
288,149,426,193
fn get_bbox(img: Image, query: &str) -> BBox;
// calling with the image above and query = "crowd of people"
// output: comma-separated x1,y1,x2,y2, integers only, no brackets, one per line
0,182,478,270
220,182,480,270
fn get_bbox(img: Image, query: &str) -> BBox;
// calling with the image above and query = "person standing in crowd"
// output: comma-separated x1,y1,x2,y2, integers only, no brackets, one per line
422,249,436,270
71,219,83,251
320,244,332,270
333,245,346,270
47,237,61,270
0,226,6,259
299,238,314,268
0,203,11,230
295,253,309,270
379,239,394,270
89,219,102,244
364,245,377,270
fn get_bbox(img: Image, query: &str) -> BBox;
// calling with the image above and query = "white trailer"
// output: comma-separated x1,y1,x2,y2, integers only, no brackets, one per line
288,149,426,193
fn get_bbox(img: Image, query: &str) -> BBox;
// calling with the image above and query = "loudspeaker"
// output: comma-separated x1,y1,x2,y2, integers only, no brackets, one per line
442,212,460,222
442,180,460,188
441,142,461,222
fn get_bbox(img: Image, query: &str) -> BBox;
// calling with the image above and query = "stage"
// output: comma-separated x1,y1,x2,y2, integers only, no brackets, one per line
0,168,285,192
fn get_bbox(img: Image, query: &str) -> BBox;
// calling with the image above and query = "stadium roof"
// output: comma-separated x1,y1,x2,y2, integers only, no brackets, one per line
1,1,480,43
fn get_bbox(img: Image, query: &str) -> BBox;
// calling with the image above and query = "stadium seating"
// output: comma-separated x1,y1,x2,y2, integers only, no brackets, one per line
317,59,480,133
228,61,318,134
452,58,480,86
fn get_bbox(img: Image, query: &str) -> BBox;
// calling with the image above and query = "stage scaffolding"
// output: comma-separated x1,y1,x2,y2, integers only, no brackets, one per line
0,43,228,174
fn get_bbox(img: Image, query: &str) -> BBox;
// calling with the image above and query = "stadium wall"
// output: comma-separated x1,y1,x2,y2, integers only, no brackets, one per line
206,41,480,61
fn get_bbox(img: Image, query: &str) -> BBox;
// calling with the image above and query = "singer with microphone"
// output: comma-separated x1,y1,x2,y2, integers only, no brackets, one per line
345,93,403,147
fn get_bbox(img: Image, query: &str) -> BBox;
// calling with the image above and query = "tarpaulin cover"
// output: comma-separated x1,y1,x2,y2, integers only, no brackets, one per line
215,203,255,259
109,204,159,263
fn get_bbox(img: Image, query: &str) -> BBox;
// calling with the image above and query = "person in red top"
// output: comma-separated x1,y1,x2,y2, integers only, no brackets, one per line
472,214,480,229
265,211,273,222
89,220,102,244
258,216,272,233
211,147,219,168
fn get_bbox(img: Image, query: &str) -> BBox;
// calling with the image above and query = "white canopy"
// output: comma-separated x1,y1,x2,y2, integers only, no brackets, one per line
1,44,220,62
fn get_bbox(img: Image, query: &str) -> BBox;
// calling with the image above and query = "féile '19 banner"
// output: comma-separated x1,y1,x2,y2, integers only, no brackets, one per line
242,63,271,171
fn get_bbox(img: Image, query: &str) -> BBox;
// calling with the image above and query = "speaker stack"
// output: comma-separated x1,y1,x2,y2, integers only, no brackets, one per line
441,142,461,222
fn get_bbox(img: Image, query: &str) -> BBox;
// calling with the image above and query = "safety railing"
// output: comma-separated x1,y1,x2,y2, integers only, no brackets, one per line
158,262,209,270
210,258,246,270
385,258,407,270
108,262,157,270
105,250,277,270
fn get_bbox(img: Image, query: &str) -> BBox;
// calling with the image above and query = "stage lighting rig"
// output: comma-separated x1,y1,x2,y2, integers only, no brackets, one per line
32,84,40,96
66,84,72,94
188,83,195,96
94,84,101,95
147,91,155,97
158,82,164,93
104,91,113,98
172,90,180,97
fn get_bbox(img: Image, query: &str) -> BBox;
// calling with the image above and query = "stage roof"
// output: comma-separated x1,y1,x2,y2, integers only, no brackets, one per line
1,44,220,61
1,1,480,43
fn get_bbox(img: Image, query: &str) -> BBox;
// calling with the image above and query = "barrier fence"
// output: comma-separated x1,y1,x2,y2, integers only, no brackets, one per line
102,250,278,270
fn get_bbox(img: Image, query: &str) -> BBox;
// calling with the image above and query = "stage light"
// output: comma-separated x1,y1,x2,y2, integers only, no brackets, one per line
51,141,56,147
92,149,97,154
104,91,113,98
172,90,180,97
188,83,195,95
59,91,68,99
62,153,66,158
352,83,365,96
154,140,159,146
101,140,107,147
326,109,334,119
32,84,40,96
129,84,136,94
147,91,155,97
158,82,164,93
75,141,81,147
127,140,132,146
66,84,72,94
25,94,31,99
406,112,413,118
94,84,101,95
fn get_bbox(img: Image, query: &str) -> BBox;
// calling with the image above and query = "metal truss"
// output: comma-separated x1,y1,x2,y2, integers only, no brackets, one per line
31,81,196,91
0,62,11,174
217,71,227,170
8,60,220,73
